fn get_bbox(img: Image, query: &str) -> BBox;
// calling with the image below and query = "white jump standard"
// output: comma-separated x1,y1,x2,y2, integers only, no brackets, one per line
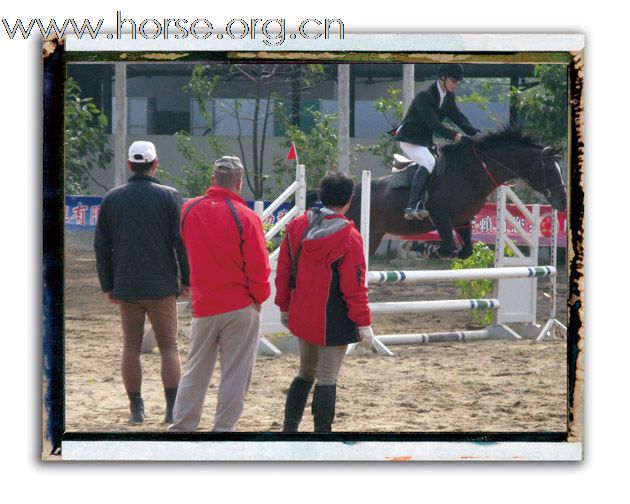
353,170,565,356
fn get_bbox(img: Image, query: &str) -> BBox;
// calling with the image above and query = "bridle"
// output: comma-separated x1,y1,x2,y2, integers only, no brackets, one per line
471,144,566,197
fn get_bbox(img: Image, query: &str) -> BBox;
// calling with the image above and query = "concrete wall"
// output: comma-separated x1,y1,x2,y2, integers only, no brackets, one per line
81,134,392,200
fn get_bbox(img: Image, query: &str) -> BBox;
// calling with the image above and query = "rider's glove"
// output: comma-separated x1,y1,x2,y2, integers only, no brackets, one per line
357,326,375,349
459,135,475,146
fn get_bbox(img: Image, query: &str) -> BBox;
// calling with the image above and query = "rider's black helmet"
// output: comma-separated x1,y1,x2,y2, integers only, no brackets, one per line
437,63,464,82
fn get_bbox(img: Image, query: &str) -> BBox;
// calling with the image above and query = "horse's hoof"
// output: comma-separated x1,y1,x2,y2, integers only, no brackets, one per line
457,249,473,260
437,250,457,260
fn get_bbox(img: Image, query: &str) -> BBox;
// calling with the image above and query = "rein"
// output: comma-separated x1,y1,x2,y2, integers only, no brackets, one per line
471,145,503,188
471,144,564,196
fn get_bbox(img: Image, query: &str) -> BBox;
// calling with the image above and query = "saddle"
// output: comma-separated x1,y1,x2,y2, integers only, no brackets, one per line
388,148,444,191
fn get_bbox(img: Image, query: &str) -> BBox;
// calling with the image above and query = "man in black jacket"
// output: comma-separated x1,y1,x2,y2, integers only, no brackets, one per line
94,140,190,425
395,63,480,220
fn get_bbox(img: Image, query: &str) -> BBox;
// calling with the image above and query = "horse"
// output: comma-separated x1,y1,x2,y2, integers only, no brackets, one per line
345,126,568,259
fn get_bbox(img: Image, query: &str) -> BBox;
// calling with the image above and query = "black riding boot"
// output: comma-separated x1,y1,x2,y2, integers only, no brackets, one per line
128,392,145,425
312,384,337,433
282,377,314,432
404,166,430,220
164,387,178,424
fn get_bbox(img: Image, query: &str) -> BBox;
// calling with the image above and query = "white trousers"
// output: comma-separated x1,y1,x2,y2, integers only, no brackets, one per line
399,142,436,173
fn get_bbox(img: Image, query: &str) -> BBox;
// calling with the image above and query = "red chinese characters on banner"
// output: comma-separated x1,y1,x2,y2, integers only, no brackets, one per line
65,196,104,228
90,205,100,226
401,203,568,248
71,203,88,226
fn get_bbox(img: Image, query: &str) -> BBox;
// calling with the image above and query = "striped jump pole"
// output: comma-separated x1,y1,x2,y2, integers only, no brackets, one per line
367,266,556,284
375,330,491,345
369,298,500,315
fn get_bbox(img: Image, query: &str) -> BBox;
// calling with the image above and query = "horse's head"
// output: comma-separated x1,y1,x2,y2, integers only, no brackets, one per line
470,127,568,211
525,146,567,211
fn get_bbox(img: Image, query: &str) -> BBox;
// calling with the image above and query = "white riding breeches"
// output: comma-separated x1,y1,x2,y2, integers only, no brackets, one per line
399,142,436,173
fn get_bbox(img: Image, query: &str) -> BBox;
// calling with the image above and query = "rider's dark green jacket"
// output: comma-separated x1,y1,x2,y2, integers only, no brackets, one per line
395,81,478,146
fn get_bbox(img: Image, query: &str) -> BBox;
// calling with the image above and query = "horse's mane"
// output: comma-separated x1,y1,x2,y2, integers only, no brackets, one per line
442,125,542,158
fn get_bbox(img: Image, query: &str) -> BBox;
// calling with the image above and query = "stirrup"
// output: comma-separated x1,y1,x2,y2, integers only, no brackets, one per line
413,203,429,220
415,207,429,220
404,207,418,220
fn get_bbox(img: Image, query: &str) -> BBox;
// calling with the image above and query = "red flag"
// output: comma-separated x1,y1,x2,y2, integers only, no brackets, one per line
286,142,297,161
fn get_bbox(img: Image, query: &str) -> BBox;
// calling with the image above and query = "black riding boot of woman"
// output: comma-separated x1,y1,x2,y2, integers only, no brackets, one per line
282,377,314,432
312,384,337,433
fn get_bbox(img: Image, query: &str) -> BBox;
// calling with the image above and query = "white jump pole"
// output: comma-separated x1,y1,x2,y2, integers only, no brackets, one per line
370,298,500,315
376,330,490,345
367,266,556,284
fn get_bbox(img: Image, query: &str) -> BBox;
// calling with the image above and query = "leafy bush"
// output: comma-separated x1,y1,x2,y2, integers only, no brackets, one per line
451,242,495,325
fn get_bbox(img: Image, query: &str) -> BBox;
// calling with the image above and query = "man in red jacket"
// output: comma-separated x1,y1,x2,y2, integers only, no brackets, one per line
275,171,374,433
169,156,271,432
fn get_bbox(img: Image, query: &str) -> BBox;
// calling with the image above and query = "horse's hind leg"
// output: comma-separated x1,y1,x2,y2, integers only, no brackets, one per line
456,223,473,259
429,210,457,259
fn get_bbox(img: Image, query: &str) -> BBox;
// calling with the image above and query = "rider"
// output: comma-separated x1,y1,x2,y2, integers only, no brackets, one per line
395,63,480,220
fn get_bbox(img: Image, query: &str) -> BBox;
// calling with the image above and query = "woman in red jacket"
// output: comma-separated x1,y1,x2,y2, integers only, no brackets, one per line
275,172,374,432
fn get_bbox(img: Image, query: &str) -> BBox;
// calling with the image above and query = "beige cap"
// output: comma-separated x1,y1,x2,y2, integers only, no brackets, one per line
213,156,244,173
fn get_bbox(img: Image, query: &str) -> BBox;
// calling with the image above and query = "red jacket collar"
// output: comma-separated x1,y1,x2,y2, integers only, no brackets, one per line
205,186,247,206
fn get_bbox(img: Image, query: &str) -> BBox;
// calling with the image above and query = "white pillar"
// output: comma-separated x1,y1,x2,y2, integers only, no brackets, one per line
337,64,350,173
114,63,127,187
360,170,371,277
402,64,415,112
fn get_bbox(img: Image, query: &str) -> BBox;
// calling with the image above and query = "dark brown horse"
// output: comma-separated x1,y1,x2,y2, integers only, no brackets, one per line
345,127,568,258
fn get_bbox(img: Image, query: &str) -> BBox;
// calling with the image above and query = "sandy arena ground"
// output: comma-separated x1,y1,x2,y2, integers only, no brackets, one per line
64,242,568,433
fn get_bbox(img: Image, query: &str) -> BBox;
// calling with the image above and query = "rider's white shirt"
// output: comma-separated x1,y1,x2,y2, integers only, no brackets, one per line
436,79,446,108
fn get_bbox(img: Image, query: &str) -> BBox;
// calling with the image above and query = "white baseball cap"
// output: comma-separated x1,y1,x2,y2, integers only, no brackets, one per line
128,141,157,163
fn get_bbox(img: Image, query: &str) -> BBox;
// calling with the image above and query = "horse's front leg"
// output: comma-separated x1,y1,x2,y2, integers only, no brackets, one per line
456,223,473,259
429,209,457,259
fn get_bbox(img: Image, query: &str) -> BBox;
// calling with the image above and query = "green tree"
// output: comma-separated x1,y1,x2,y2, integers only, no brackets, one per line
272,108,338,193
64,77,112,194
352,87,404,169
511,64,568,150
457,77,511,128
163,131,226,198
160,67,227,198
510,64,569,202
182,63,329,199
